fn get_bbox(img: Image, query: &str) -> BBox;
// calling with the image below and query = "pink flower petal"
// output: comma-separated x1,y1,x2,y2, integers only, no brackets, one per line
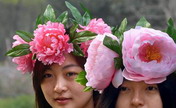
112,69,123,88
122,27,176,83
85,33,120,90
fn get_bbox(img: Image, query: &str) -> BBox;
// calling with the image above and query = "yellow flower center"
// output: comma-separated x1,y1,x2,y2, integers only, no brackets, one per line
145,45,162,62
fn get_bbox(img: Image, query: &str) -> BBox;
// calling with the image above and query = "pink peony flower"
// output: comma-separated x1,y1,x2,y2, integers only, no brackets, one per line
77,18,112,34
12,35,35,73
80,40,91,56
77,18,112,56
122,27,176,84
12,53,35,73
85,33,122,90
30,21,73,65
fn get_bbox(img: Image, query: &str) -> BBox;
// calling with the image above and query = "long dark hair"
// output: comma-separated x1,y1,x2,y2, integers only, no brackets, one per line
95,83,120,108
158,73,176,108
96,73,176,108
32,55,99,108
32,60,51,108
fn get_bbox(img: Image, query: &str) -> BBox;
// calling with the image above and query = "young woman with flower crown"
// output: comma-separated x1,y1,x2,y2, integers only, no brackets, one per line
31,18,111,108
5,2,114,108
76,18,176,108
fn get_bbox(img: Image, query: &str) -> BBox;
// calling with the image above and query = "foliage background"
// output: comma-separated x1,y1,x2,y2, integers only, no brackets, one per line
0,0,176,107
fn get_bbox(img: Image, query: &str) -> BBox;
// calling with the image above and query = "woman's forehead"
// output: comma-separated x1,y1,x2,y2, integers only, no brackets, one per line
122,80,157,87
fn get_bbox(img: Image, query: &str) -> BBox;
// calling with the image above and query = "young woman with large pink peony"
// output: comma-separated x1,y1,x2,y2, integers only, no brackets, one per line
82,18,176,108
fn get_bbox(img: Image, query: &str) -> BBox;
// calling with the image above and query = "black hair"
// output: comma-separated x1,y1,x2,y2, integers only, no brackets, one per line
96,73,176,108
95,83,120,108
158,73,176,108
32,60,51,108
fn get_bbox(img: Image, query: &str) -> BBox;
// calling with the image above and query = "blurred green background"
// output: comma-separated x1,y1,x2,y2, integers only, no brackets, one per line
0,0,176,107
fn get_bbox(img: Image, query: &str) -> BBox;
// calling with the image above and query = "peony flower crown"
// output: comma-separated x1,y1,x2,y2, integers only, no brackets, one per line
75,17,176,92
6,1,111,73
6,1,176,92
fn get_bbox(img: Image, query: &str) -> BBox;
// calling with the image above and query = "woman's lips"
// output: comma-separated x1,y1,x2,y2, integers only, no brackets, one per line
54,97,72,104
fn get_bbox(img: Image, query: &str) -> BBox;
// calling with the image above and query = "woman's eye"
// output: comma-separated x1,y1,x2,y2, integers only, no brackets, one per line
43,73,52,78
66,72,78,77
119,86,130,92
146,86,158,91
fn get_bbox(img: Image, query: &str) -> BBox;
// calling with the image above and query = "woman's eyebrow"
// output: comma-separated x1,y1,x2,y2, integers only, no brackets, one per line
44,66,52,72
62,64,79,70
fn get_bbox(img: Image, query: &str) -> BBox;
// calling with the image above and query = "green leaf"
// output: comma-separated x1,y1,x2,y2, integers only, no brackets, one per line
114,57,123,69
71,28,97,43
69,24,79,41
115,18,127,37
75,70,93,92
80,3,92,19
56,11,68,24
43,4,56,22
103,36,122,55
32,54,36,60
72,36,96,43
75,71,88,86
171,30,176,42
76,31,97,37
35,14,44,28
167,18,174,27
166,26,174,36
165,18,176,42
5,44,31,57
136,17,151,28
70,18,79,25
113,18,127,47
65,1,82,24
82,12,91,26
72,44,84,57
16,31,34,42
72,50,84,57
111,26,118,35
84,86,93,92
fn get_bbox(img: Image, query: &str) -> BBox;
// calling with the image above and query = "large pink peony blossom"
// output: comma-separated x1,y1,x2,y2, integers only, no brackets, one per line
122,27,176,84
85,33,122,90
30,21,73,65
77,18,112,56
12,35,35,73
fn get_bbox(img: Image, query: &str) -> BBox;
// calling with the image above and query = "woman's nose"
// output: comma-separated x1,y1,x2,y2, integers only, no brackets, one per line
54,78,68,94
131,91,144,107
